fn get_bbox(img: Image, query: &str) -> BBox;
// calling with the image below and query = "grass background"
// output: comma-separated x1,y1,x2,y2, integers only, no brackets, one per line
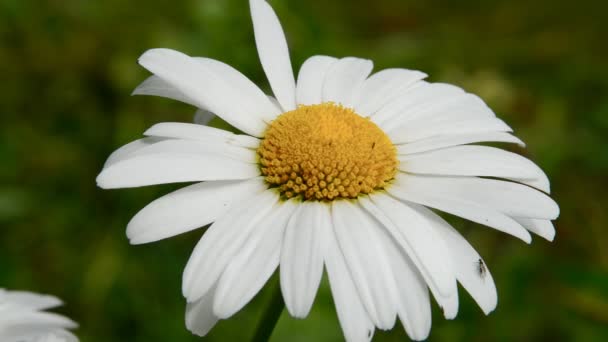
1,0,607,340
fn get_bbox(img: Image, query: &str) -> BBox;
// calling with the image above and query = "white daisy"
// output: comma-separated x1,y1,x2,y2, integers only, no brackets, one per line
0,289,78,342
97,0,559,340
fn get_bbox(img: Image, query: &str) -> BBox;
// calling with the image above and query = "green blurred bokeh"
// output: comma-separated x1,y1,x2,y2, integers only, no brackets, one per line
1,0,607,341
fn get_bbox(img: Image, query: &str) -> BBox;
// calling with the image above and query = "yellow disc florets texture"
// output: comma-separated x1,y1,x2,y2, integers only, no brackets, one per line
258,103,398,201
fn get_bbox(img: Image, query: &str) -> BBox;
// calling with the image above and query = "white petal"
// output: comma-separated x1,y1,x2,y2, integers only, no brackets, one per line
182,190,279,302
280,202,326,318
399,145,550,193
132,75,199,107
412,204,498,315
103,137,165,168
296,55,338,105
323,205,375,342
388,174,533,243
193,109,216,126
250,0,296,111
360,195,456,297
185,284,219,337
96,140,259,189
138,48,273,136
397,132,524,154
331,200,398,330
353,68,427,117
0,311,77,329
143,122,261,150
323,57,373,108
371,216,432,340
1,292,62,312
514,218,556,241
388,117,512,144
213,199,297,318
127,178,267,244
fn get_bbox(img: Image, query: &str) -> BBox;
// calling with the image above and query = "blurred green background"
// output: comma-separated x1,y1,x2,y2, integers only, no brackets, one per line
1,0,607,341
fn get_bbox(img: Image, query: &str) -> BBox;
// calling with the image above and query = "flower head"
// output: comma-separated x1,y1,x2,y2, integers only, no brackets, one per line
97,0,559,340
0,289,78,342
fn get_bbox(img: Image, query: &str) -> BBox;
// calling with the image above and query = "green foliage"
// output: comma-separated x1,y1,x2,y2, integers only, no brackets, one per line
1,0,607,341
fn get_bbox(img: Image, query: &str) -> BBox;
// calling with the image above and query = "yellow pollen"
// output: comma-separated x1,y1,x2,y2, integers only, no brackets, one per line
257,103,398,201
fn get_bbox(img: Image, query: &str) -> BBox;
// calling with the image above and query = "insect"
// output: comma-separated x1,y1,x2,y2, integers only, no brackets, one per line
475,258,487,279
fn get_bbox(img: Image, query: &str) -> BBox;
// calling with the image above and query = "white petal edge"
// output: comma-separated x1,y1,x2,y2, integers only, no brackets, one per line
323,204,375,342
296,55,338,105
143,122,261,150
397,132,524,155
399,145,551,193
323,57,373,108
213,199,297,318
353,68,427,117
388,117,512,144
1,291,63,311
250,0,296,111
514,218,556,241
182,190,279,302
185,283,219,337
411,204,498,315
280,202,326,318
331,200,398,330
132,75,199,107
138,48,272,136
127,178,267,244
388,174,534,243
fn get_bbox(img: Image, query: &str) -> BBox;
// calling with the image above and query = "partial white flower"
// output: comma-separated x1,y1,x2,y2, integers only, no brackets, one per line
0,289,78,342
98,0,559,340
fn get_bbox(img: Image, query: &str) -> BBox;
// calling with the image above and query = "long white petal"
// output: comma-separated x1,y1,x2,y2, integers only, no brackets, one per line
388,117,512,144
296,55,338,105
143,122,261,150
127,178,267,244
514,218,556,241
185,284,219,337
138,48,273,136
103,137,165,168
399,145,551,193
96,141,259,189
182,190,279,302
371,217,432,340
213,199,297,318
397,132,524,155
388,174,534,243
353,68,427,117
323,57,373,108
411,204,498,315
132,75,199,107
250,0,296,111
359,195,456,297
280,202,326,318
323,204,375,342
332,200,398,330
1,291,62,311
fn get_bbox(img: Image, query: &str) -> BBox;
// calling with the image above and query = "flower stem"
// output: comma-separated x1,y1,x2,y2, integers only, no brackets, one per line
251,281,284,342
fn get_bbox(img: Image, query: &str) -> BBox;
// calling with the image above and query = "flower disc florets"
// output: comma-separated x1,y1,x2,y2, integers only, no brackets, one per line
258,103,398,200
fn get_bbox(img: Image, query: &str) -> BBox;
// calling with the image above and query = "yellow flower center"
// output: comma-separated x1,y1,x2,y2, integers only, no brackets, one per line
257,103,398,201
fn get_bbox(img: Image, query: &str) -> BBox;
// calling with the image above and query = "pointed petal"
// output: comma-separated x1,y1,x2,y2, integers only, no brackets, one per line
143,122,261,150
96,139,259,189
412,204,498,315
2,291,62,311
280,202,326,318
250,0,296,111
182,190,279,302
213,199,297,318
397,132,524,154
388,174,534,243
103,137,165,168
296,55,338,105
138,48,275,136
388,117,512,144
323,204,375,342
354,68,427,117
132,75,199,107
331,200,398,330
185,284,219,337
399,145,551,193
514,218,556,241
323,57,373,108
127,178,267,244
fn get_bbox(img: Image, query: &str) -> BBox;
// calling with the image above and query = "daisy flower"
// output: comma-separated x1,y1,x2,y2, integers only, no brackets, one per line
97,0,559,340
0,289,78,342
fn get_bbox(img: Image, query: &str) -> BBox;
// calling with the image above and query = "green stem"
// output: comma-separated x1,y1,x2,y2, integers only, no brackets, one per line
251,281,284,342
